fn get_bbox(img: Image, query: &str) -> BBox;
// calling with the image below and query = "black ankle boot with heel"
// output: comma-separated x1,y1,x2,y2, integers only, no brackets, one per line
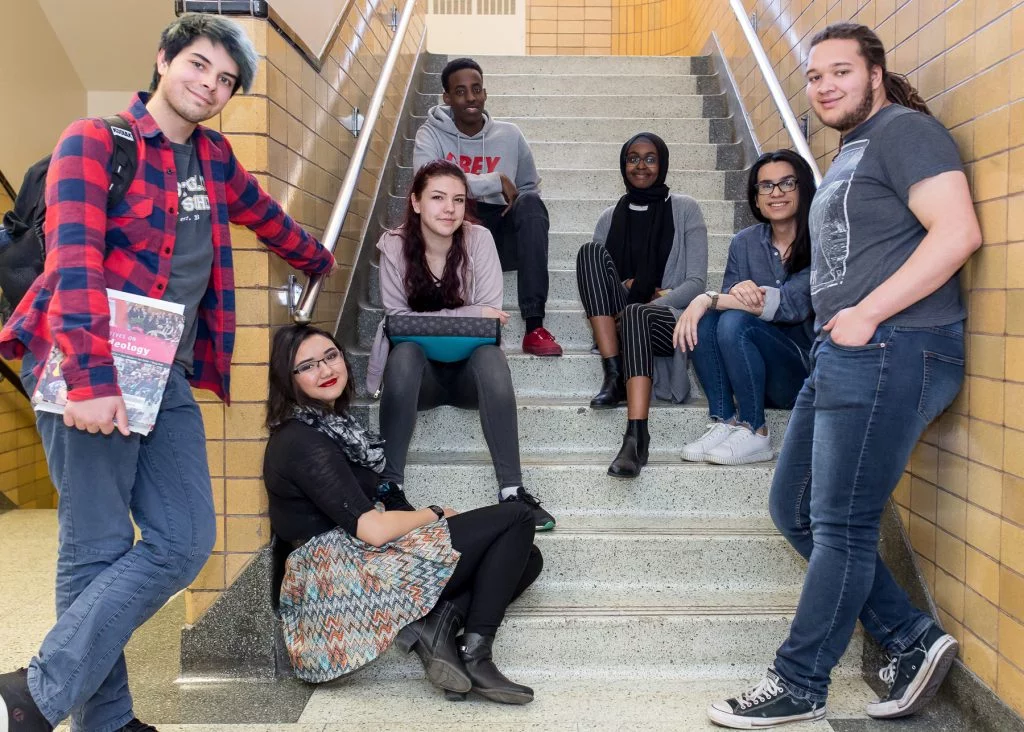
459,633,534,704
590,355,625,408
608,419,650,478
394,601,472,693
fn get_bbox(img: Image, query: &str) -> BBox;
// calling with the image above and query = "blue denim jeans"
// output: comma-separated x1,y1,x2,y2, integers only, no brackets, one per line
20,356,216,732
689,310,809,431
769,323,965,702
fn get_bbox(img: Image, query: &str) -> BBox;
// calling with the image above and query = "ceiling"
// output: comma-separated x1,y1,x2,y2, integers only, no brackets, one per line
37,0,176,89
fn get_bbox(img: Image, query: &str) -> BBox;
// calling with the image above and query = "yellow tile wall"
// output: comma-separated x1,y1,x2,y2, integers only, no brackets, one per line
527,0,614,54
0,361,55,510
183,8,426,624
1,183,57,510
609,0,1024,713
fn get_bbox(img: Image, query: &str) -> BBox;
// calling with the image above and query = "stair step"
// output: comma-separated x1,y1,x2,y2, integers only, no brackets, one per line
358,399,791,454
299,677,875,727
547,197,749,234
348,348,707,400
436,93,728,119
547,232,734,270
486,116,726,143
331,611,864,682
401,454,776,519
358,303,708,351
422,72,716,96
527,142,726,171
537,168,745,200
365,267,727,310
457,54,712,76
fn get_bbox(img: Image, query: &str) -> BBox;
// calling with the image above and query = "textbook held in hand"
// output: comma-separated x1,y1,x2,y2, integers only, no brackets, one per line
32,289,185,436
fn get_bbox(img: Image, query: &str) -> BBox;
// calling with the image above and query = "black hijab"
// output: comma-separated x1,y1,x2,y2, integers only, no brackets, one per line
604,133,675,305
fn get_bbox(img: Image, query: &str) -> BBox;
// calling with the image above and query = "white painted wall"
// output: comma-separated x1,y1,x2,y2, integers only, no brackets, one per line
426,9,525,55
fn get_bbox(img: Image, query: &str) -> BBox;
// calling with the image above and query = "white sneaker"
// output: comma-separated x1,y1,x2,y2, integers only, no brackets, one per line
680,422,737,462
705,426,774,465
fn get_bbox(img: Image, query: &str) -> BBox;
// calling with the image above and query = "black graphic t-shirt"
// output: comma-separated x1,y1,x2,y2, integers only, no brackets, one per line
165,141,215,372
808,104,965,333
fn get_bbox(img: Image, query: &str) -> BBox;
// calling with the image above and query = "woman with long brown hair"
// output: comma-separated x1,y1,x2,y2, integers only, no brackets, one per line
366,160,556,531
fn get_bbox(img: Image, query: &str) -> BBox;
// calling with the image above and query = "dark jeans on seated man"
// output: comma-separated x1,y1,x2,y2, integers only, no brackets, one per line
474,192,561,356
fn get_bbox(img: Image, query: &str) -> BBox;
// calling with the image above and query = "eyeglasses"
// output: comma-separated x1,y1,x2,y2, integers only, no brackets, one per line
293,348,342,375
755,177,798,196
625,153,658,166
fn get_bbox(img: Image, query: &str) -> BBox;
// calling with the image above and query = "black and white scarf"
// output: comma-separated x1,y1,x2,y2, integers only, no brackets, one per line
290,405,386,474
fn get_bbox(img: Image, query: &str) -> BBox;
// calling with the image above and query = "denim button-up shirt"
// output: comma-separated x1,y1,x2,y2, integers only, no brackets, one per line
723,223,815,351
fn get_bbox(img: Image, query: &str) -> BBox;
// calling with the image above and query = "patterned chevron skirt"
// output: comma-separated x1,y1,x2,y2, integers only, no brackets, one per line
278,520,460,682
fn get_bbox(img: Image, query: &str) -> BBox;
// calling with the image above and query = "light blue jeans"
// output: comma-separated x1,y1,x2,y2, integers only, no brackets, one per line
20,356,216,732
769,323,965,702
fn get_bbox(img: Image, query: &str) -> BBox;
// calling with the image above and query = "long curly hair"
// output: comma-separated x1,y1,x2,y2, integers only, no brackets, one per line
747,149,816,275
810,23,931,115
400,160,472,311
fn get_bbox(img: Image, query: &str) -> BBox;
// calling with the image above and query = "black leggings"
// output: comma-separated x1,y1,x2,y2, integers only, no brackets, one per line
379,342,523,489
576,242,678,380
442,502,542,635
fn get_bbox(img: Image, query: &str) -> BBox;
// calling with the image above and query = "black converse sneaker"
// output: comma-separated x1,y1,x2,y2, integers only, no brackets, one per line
708,669,825,728
865,624,958,719
0,668,52,732
499,487,556,531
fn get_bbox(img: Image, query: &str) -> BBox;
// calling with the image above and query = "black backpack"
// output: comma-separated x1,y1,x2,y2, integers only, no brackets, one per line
0,115,138,323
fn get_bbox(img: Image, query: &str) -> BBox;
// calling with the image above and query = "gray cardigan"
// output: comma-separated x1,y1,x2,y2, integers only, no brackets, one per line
592,193,709,403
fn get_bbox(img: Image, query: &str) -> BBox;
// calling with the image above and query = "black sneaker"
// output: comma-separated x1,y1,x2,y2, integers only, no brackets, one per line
0,668,52,732
120,719,159,732
500,487,556,531
707,669,825,728
865,624,958,719
377,481,415,511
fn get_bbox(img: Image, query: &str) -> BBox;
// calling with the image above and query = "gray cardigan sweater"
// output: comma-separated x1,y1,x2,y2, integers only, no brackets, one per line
591,193,709,403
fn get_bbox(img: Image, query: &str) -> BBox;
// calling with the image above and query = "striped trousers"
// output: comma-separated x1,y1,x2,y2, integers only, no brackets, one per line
576,242,678,380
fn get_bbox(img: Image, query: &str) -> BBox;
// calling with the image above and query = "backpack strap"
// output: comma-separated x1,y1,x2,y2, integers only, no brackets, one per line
102,115,138,209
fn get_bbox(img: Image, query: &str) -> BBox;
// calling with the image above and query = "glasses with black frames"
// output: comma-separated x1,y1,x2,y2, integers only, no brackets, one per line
754,177,798,196
625,153,658,166
293,348,342,375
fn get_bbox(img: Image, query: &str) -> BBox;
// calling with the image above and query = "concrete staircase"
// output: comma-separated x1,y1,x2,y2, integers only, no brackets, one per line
337,54,879,725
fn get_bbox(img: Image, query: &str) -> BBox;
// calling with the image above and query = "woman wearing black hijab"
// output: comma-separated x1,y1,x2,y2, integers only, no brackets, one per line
575,133,709,477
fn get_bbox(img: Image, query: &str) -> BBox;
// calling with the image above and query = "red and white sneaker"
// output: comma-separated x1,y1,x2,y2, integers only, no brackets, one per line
522,327,563,357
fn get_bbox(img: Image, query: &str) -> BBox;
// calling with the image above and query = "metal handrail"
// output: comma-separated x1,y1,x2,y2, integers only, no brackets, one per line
293,0,420,323
728,0,822,185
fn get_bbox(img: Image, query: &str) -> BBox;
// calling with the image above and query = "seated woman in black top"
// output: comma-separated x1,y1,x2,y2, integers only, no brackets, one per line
263,324,542,704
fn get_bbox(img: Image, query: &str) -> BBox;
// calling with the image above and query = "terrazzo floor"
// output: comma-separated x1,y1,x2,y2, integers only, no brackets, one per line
0,510,986,730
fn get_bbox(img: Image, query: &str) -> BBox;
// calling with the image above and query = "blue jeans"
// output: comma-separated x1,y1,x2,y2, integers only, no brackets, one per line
689,310,809,430
769,323,965,702
20,356,216,732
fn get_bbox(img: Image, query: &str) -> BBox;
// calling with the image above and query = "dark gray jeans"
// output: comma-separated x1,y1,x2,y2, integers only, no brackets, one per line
379,341,523,491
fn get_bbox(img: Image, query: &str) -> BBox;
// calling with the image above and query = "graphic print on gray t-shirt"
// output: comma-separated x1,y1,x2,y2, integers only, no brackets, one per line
166,141,215,372
808,104,965,334
809,138,867,296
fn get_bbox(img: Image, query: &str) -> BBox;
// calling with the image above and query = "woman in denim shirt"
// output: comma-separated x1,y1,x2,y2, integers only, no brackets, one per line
674,150,816,464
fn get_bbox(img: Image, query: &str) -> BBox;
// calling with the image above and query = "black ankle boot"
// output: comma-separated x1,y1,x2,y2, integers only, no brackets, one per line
459,632,534,704
590,355,625,408
608,419,650,478
394,601,471,693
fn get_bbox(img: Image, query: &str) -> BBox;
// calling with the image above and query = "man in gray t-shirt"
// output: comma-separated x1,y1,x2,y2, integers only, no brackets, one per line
710,23,982,732
809,103,965,333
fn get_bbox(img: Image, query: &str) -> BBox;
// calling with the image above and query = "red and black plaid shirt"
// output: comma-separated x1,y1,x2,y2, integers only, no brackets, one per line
0,93,334,403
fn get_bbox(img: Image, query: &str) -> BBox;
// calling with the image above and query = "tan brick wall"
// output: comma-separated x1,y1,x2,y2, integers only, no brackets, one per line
527,0,613,54
0,361,55,510
182,9,427,624
623,0,1024,714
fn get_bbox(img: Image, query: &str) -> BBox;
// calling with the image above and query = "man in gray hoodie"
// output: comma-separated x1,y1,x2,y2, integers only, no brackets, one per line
413,57,563,357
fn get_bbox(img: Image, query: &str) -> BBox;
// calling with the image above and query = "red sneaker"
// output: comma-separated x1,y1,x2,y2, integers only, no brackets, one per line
522,327,563,357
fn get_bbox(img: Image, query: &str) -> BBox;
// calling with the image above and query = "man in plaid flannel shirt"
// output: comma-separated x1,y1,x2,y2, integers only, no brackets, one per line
0,14,336,732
